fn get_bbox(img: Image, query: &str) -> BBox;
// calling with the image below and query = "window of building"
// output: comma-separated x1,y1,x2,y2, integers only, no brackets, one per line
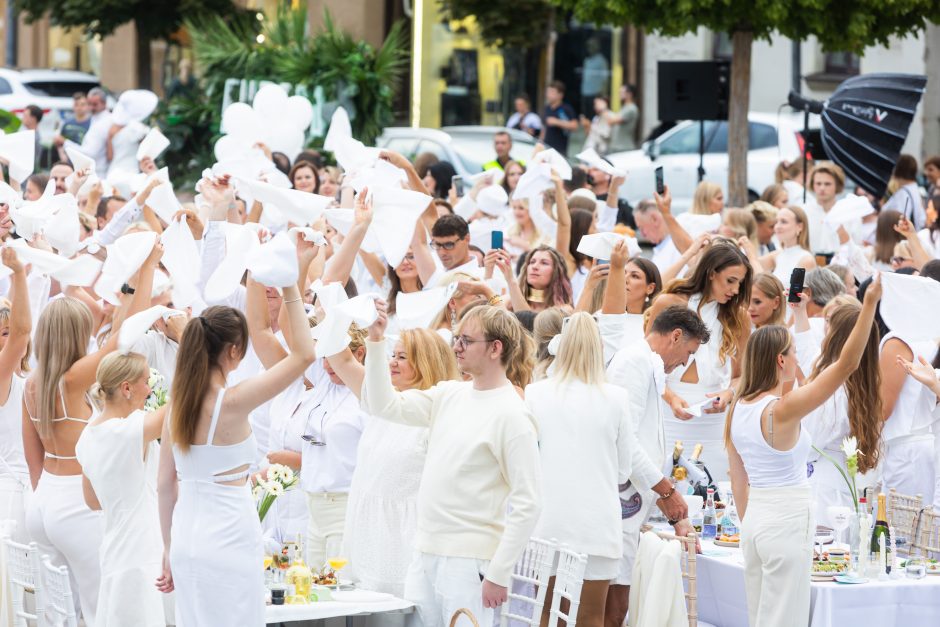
823,52,859,76
712,33,733,61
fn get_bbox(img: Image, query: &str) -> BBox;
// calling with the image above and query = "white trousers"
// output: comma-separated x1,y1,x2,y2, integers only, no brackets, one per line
404,553,495,627
741,485,813,627
26,472,103,626
881,435,935,505
305,492,348,570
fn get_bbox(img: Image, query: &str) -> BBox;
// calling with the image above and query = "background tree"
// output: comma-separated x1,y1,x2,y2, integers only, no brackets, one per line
551,0,940,206
14,0,236,89
441,0,556,120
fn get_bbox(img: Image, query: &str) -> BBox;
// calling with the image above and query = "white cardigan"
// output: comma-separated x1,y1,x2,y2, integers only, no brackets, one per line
525,379,632,559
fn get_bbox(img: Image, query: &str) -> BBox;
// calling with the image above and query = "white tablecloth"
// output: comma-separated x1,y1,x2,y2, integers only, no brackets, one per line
695,540,940,627
264,590,413,625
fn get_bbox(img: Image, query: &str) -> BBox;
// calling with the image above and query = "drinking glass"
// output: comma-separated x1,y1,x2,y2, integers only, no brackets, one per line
827,505,852,548
905,557,927,579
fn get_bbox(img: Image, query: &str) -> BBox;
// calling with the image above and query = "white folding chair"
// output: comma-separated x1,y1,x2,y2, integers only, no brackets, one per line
500,537,558,626
39,555,78,627
887,488,923,555
651,529,717,627
2,536,43,627
546,548,587,627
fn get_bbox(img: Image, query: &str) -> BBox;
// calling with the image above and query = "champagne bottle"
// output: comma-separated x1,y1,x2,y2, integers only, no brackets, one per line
869,493,891,574
690,443,704,462
671,441,687,481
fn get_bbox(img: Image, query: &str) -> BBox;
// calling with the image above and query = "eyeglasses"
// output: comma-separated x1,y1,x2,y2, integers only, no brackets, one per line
300,403,328,446
431,240,461,251
452,335,493,349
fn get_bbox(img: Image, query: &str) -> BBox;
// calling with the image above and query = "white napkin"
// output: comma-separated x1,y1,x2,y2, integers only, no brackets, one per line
118,305,184,354
160,217,202,308
0,130,36,182
111,90,159,125
10,180,57,240
323,107,353,153
396,284,457,330
0,181,18,207
310,292,379,358
369,186,433,267
576,148,626,177
513,163,553,200
147,182,182,224
136,127,170,161
324,208,354,236
94,231,159,305
42,194,82,257
238,177,332,226
676,212,721,238
246,232,298,288
530,148,572,180
470,169,505,186
6,238,70,275
50,254,103,287
576,232,641,260
64,144,96,174
288,227,327,246
686,397,719,418
345,158,407,193
824,195,875,226
331,134,381,175
880,272,940,342
204,224,260,303
476,185,509,217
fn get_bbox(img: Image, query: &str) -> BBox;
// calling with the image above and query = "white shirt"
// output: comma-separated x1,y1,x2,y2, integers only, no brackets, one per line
651,236,682,275
131,331,179,388
918,228,940,259
526,379,632,559
80,110,113,174
883,182,926,230
804,199,861,253
363,338,540,588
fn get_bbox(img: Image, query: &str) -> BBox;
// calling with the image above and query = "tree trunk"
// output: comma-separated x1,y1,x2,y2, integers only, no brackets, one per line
727,30,753,207
135,22,152,90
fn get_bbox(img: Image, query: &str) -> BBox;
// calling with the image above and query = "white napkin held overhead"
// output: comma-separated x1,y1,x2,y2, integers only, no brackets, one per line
323,107,353,153
513,163,554,200
118,305,186,354
530,148,572,180
369,186,433,268
576,148,626,178
476,185,510,217
396,284,458,331
0,130,36,182
246,232,299,288
64,144,96,174
136,127,171,161
880,272,940,342
160,217,203,309
576,232,641,260
111,90,159,126
238,177,332,226
824,194,875,226
288,227,327,246
310,289,379,358
204,224,261,303
94,231,159,305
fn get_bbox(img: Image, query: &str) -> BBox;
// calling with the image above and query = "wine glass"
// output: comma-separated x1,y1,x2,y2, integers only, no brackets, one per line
327,556,348,573
827,505,852,549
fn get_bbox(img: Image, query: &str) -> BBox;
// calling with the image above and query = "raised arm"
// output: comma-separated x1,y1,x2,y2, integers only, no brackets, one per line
322,188,373,285
380,150,430,196
0,249,30,387
775,274,882,424
411,220,438,287
246,278,289,370
895,217,932,270
226,284,316,414
601,240,629,314
653,186,692,253
552,173,572,259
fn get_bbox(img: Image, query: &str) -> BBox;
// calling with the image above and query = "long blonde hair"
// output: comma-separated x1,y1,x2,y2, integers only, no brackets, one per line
33,298,95,438
552,312,605,385
399,329,460,390
691,181,722,215
94,352,148,403
533,307,566,380
724,325,792,447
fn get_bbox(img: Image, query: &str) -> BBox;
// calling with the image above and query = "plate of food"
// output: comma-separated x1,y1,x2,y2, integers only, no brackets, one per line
311,569,354,589
714,534,740,547
927,559,940,575
811,559,848,579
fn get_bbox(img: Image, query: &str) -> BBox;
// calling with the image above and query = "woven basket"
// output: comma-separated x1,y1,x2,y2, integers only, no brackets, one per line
450,608,481,627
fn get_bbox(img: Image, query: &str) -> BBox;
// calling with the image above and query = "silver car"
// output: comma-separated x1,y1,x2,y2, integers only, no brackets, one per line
377,126,539,177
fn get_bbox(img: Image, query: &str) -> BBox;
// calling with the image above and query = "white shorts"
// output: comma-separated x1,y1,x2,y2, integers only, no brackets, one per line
613,529,641,586
585,555,621,581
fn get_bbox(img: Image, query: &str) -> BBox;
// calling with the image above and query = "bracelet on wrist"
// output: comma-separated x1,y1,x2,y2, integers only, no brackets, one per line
657,486,676,501
488,294,503,306
283,297,302,304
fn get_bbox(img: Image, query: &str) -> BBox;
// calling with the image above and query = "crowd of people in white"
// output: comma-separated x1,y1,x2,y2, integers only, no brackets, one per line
0,85,939,627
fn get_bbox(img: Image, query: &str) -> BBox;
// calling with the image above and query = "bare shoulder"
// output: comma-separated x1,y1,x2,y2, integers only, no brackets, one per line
650,292,688,310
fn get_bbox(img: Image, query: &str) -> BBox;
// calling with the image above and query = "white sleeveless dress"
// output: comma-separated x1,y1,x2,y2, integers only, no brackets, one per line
75,411,165,626
772,245,812,287
662,293,733,481
171,389,263,626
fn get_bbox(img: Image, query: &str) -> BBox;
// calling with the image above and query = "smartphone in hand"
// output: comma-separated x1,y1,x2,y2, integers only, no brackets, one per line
451,175,464,197
491,231,504,250
655,166,665,195
788,268,806,303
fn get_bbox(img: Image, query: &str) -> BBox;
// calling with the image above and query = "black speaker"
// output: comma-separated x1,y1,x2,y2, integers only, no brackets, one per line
658,61,730,122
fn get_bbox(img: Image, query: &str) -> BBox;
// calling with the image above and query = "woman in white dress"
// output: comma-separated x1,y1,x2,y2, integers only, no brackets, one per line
75,352,169,627
329,326,459,595
107,120,150,175
157,286,315,626
646,241,752,481
793,299,883,525
725,276,880,627
23,242,160,626
758,205,816,286
0,249,31,540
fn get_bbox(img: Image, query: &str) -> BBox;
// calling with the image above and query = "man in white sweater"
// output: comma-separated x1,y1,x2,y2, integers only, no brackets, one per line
604,305,711,627
364,302,540,626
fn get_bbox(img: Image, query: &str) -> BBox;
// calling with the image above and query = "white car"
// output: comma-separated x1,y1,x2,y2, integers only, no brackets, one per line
607,112,820,213
377,126,539,178
0,68,106,144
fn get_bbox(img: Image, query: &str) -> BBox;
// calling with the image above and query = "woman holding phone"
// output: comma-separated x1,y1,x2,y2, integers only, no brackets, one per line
725,274,881,627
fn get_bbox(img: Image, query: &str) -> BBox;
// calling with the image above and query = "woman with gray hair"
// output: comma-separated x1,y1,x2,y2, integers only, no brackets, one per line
800,267,846,345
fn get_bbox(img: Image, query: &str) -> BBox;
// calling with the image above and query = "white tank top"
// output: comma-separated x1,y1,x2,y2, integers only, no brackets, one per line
879,332,938,441
0,375,27,477
772,245,811,287
730,395,811,488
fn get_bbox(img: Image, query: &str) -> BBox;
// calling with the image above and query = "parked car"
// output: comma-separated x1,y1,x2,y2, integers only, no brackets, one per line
607,112,821,213
0,68,106,143
377,126,539,178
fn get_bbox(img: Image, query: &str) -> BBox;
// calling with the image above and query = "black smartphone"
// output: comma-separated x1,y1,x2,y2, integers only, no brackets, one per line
596,259,609,266
451,175,464,197
655,166,665,195
788,268,806,303
491,230,503,250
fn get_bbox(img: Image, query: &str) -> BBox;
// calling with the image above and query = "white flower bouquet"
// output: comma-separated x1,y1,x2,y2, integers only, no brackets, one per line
145,368,169,411
255,463,299,522
814,436,862,515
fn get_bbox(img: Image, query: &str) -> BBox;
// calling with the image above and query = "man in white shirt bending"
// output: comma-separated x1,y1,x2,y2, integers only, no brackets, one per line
604,305,710,627
364,302,540,626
